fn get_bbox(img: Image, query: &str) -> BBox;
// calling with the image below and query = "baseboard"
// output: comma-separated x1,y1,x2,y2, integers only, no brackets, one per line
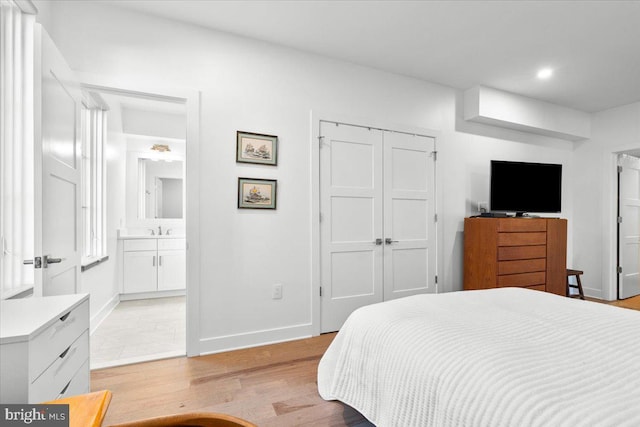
199,323,314,356
584,287,604,300
120,289,186,301
90,294,120,334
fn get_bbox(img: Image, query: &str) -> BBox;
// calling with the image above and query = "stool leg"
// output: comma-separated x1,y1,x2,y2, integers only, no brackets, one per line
566,274,571,297
576,274,585,300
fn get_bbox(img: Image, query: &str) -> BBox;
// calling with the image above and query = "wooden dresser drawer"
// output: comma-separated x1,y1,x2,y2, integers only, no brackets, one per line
498,259,546,275
30,331,89,403
498,219,547,232
497,232,547,247
29,300,89,381
497,272,546,287
498,245,547,261
527,284,547,292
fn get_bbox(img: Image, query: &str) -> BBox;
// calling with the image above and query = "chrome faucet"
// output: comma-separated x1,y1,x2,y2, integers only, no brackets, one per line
166,229,172,235
148,229,155,236
158,226,162,236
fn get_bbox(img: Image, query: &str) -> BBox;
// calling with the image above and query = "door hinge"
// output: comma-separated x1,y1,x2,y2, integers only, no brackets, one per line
434,213,438,222
318,135,325,147
435,275,438,284
319,286,323,297
618,216,623,224
618,266,623,274
431,151,438,161
618,165,623,173
319,213,323,222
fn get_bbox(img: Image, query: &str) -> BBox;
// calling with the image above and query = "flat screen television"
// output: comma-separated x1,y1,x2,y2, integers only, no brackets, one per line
490,160,562,216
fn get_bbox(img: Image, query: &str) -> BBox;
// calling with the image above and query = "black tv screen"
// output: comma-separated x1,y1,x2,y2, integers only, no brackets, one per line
490,160,562,214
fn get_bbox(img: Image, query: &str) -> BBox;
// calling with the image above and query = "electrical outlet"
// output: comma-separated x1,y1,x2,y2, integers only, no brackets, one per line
478,202,488,213
272,284,283,300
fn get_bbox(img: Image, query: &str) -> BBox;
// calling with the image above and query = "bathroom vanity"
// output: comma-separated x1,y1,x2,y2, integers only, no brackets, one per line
119,234,186,300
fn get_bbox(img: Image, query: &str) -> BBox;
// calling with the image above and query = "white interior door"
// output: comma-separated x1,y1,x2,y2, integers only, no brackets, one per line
383,131,436,300
618,154,640,299
320,123,383,333
33,25,82,296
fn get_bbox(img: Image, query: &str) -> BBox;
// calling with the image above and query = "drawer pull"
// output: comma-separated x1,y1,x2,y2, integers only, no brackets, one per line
54,347,78,375
59,345,72,359
59,379,72,396
59,312,71,322
50,316,76,338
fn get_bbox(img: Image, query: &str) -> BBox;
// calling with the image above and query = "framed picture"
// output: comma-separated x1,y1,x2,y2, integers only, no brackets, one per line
236,131,278,166
238,178,277,209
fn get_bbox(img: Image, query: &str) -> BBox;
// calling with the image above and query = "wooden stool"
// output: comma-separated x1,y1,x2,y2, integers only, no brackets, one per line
566,269,585,300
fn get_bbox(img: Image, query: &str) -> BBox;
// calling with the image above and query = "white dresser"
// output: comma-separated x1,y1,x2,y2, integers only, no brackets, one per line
0,294,90,403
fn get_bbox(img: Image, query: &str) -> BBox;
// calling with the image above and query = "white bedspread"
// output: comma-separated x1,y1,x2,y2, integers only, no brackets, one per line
318,288,640,427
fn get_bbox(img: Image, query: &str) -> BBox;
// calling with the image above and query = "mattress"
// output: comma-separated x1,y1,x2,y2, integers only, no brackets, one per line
318,288,640,427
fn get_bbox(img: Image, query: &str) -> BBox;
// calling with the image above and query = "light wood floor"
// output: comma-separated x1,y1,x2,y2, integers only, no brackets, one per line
608,295,640,310
92,333,372,427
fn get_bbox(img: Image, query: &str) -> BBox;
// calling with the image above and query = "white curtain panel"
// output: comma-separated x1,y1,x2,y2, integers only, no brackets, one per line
0,0,35,298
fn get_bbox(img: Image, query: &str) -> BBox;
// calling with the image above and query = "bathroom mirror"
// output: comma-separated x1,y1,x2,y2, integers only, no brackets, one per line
138,158,184,219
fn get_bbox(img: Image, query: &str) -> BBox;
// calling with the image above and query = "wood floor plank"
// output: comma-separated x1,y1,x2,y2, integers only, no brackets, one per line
92,333,371,426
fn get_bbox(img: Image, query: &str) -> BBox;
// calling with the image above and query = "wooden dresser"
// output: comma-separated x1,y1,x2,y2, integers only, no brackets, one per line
0,294,90,403
463,217,567,295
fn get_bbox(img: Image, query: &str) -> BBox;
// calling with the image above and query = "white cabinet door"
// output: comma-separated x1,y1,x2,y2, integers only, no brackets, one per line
157,249,186,291
123,251,157,293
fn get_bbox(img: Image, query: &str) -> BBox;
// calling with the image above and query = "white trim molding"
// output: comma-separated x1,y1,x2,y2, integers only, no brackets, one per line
199,323,313,355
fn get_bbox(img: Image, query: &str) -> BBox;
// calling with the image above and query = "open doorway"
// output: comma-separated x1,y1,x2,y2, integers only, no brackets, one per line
617,152,640,300
85,88,188,368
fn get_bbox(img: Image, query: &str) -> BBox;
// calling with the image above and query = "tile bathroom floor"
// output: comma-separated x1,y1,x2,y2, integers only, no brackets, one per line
90,296,186,369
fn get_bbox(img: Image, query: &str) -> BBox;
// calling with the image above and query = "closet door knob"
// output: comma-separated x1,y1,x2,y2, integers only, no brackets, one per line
385,238,398,245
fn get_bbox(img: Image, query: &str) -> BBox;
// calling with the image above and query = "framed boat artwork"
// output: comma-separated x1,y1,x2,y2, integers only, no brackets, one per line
238,178,277,209
236,131,278,166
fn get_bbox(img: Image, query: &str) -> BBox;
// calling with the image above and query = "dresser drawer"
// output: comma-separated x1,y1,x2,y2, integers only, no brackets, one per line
526,284,546,292
498,259,546,275
29,300,89,381
123,239,157,252
498,245,547,261
497,272,546,288
30,331,89,403
498,232,547,247
56,359,90,400
498,219,547,232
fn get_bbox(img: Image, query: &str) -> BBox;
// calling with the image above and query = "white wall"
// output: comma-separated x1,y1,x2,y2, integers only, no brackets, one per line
43,2,579,352
573,102,640,300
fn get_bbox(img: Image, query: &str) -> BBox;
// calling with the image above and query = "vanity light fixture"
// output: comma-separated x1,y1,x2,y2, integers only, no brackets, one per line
150,143,171,152
537,68,553,79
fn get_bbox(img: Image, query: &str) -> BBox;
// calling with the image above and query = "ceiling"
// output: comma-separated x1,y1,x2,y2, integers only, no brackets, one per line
103,0,640,113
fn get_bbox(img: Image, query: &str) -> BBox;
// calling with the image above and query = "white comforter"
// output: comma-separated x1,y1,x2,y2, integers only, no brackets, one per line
318,288,640,427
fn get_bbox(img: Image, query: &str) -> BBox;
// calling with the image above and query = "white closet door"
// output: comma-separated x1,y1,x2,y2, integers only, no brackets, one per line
383,131,436,300
619,154,640,299
320,123,384,333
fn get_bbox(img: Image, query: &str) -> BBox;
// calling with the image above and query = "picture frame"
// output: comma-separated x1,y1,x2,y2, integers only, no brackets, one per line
236,131,278,166
238,178,277,209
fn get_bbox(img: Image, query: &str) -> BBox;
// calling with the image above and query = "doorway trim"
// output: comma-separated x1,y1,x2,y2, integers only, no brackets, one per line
310,110,441,336
82,80,201,357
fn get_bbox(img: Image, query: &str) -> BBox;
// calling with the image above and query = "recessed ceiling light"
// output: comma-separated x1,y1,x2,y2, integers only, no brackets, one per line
537,68,553,79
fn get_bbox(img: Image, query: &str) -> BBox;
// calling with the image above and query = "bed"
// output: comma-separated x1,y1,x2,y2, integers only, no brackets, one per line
318,288,640,427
